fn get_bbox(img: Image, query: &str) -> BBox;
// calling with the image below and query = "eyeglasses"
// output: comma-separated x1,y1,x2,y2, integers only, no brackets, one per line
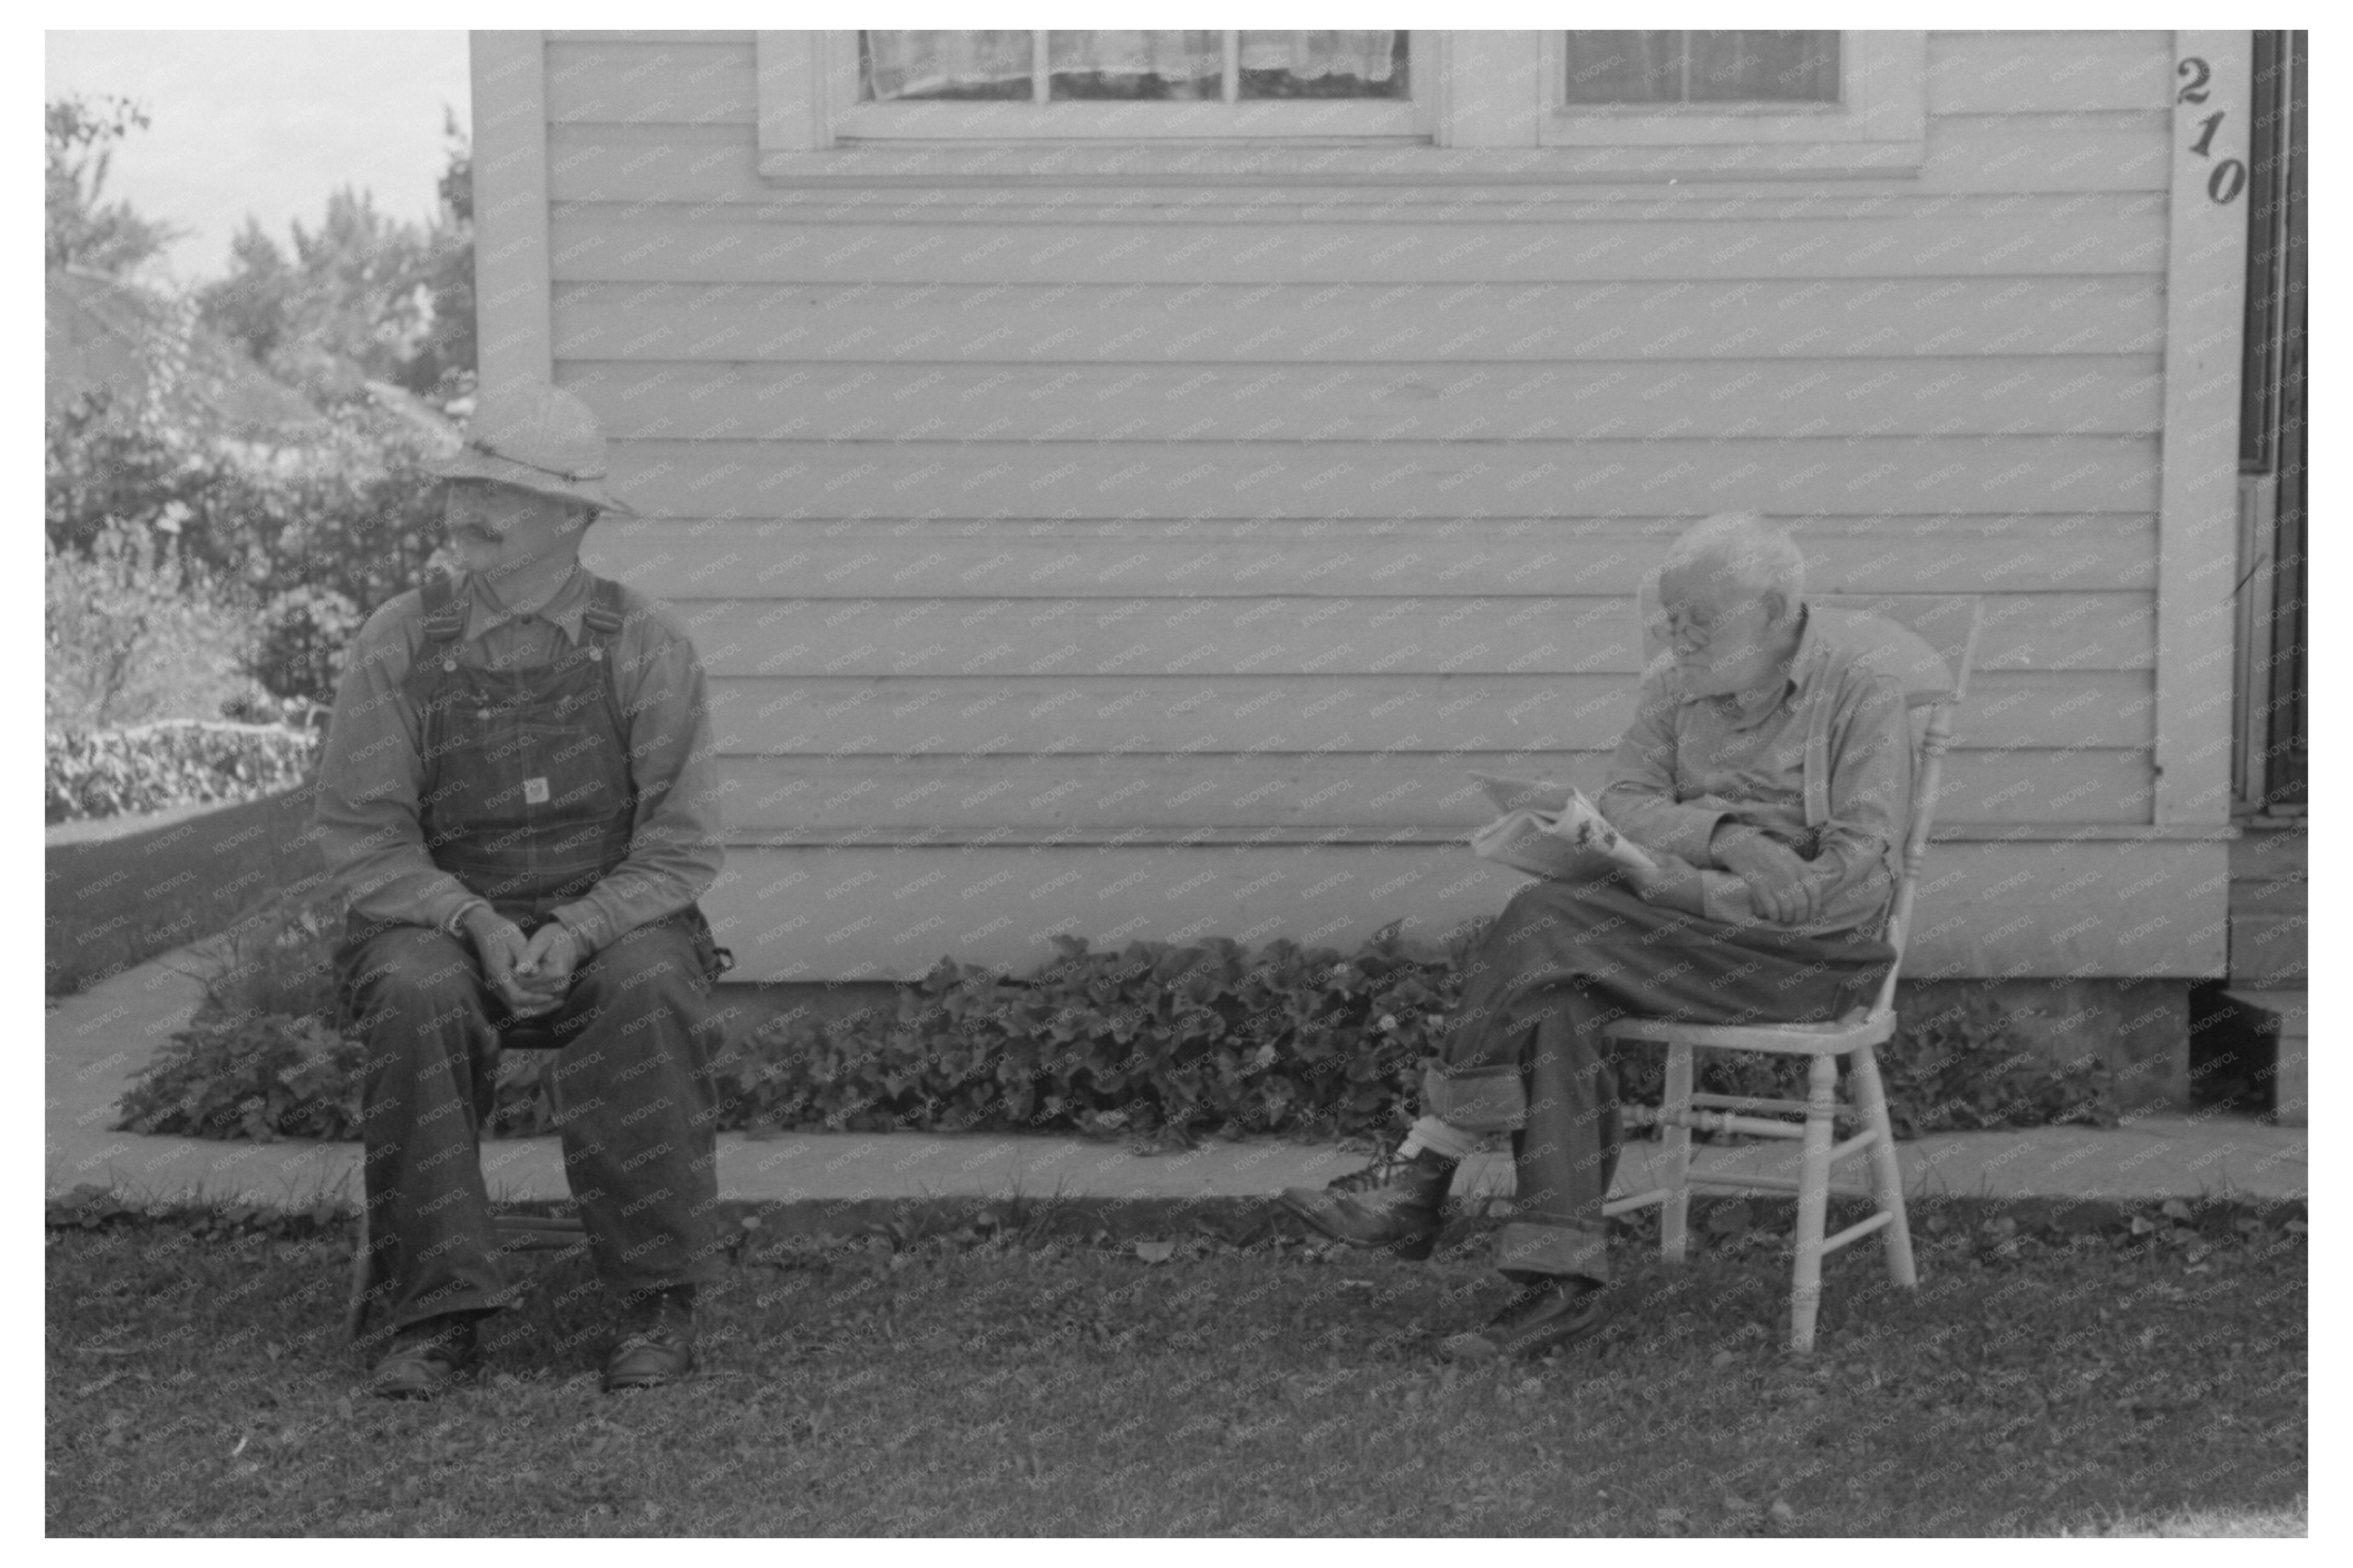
1664,608,1718,652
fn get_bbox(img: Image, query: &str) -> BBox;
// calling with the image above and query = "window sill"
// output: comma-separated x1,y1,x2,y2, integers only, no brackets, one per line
755,138,1925,185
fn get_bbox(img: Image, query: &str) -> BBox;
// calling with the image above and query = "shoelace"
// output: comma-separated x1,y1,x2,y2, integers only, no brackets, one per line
1328,1147,1413,1193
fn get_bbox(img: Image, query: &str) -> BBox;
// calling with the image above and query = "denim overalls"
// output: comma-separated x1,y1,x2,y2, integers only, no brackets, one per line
338,570,729,1329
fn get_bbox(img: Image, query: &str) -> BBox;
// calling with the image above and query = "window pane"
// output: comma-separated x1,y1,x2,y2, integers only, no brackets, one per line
1687,31,1840,102
1237,31,1408,99
860,30,1033,101
1563,31,1683,104
1048,30,1221,100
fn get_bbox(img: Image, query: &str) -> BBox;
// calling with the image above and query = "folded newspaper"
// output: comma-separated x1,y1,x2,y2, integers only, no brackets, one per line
1469,774,1656,882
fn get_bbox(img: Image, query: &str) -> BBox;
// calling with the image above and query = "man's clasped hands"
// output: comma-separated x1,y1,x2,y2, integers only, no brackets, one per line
457,905,584,1020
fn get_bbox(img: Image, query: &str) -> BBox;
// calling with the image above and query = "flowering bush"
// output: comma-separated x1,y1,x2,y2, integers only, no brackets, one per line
46,719,317,823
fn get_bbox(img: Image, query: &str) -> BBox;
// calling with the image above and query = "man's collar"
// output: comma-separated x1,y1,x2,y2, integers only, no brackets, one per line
460,562,590,644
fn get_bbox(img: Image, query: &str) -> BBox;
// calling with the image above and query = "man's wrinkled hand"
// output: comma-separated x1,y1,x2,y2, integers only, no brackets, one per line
461,908,564,1018
1616,850,1696,908
516,922,582,1004
1717,831,1816,925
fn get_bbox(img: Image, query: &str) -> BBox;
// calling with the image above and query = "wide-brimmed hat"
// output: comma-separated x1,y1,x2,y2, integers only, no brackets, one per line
424,381,637,515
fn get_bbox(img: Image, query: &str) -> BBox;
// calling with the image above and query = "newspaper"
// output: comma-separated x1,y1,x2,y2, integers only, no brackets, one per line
1467,774,1656,882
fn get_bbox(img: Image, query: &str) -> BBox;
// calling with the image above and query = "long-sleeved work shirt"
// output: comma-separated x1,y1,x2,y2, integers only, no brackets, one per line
1597,604,1914,936
312,562,726,953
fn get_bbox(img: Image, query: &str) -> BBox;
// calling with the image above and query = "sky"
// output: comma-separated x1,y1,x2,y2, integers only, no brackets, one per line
46,30,471,284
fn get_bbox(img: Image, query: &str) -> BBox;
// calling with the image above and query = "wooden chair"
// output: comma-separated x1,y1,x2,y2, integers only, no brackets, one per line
1597,592,1982,1354
344,1014,586,1341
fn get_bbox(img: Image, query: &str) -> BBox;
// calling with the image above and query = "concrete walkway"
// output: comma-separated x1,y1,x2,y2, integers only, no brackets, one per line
49,940,2309,1212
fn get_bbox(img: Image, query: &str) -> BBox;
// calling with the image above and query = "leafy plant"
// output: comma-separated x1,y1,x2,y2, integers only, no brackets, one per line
116,911,2118,1146
114,1011,363,1141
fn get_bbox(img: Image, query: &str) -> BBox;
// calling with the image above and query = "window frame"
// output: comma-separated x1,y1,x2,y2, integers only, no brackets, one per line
823,29,1429,141
1538,30,1923,160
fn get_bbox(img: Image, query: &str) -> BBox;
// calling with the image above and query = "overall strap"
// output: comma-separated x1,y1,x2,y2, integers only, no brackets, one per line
419,571,470,645
1800,636,1837,831
577,573,634,752
581,574,626,641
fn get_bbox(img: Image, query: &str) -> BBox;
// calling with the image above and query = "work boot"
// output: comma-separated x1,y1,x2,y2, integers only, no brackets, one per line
1438,1272,1608,1362
603,1285,697,1392
1277,1144,1456,1260
367,1312,479,1400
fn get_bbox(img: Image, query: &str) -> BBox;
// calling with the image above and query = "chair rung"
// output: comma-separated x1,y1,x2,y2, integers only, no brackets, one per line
1829,1129,1879,1164
1650,1108,1808,1140
1820,1209,1897,1255
1602,1187,1671,1216
1683,1171,1873,1201
1689,1092,1857,1119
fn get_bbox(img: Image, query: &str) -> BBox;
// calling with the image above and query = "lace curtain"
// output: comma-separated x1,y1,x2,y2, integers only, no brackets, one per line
861,30,1404,101
1564,30,1838,104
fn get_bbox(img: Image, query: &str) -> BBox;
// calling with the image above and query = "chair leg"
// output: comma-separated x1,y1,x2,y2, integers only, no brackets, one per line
1788,1054,1839,1355
1848,1042,1918,1289
1659,1042,1695,1265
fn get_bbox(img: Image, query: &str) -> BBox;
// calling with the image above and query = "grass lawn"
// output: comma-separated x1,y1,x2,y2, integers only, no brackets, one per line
47,1192,2304,1536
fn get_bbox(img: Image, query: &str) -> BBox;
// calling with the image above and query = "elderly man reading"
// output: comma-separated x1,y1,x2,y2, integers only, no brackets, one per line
1280,512,1911,1360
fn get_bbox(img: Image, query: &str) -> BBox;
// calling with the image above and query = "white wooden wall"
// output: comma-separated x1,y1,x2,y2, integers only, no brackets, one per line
505,29,2235,981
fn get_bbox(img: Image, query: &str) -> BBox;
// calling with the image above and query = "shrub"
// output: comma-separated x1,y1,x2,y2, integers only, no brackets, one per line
115,916,2118,1145
46,719,318,823
44,525,263,733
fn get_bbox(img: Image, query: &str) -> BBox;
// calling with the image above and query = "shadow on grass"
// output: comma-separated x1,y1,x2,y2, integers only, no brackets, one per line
47,1191,2306,1536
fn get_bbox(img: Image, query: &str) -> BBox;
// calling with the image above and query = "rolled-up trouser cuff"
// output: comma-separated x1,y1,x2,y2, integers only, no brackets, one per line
1494,1219,1611,1283
1421,1063,1526,1133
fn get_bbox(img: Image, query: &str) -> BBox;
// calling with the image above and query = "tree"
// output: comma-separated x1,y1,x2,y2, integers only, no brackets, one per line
400,109,476,401
47,94,183,276
196,112,474,407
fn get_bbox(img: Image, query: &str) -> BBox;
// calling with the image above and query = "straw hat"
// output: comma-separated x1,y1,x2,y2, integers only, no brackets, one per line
424,381,637,515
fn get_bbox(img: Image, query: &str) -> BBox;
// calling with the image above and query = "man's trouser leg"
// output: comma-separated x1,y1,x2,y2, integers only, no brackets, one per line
1425,877,1895,1285
537,912,728,1297
342,924,514,1331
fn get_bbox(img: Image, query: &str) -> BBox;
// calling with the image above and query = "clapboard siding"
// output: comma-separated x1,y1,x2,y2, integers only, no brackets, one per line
706,751,2148,834
584,520,2157,596
547,114,2172,200
663,593,2147,677
603,438,2159,519
553,279,2168,364
518,28,2193,979
564,360,2164,441
686,672,2154,753
547,211,2168,285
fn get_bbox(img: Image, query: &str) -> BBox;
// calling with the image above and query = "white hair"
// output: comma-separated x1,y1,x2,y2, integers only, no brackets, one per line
1656,511,1806,622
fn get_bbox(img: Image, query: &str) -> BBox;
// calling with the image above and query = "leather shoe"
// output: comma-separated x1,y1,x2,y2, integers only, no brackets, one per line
1277,1144,1455,1260
603,1286,697,1392
1438,1274,1608,1362
367,1313,479,1399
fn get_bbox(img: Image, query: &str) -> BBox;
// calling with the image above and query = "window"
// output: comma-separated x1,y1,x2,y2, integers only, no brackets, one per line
1562,30,1839,107
1538,29,1921,168
752,30,1922,179
826,30,1421,137
859,30,1409,104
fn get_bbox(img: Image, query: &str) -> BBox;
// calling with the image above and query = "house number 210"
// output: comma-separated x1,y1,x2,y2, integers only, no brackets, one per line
2177,56,2247,205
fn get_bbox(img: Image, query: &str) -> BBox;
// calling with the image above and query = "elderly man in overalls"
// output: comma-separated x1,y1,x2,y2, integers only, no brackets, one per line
315,382,731,1397
1283,513,1911,1361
